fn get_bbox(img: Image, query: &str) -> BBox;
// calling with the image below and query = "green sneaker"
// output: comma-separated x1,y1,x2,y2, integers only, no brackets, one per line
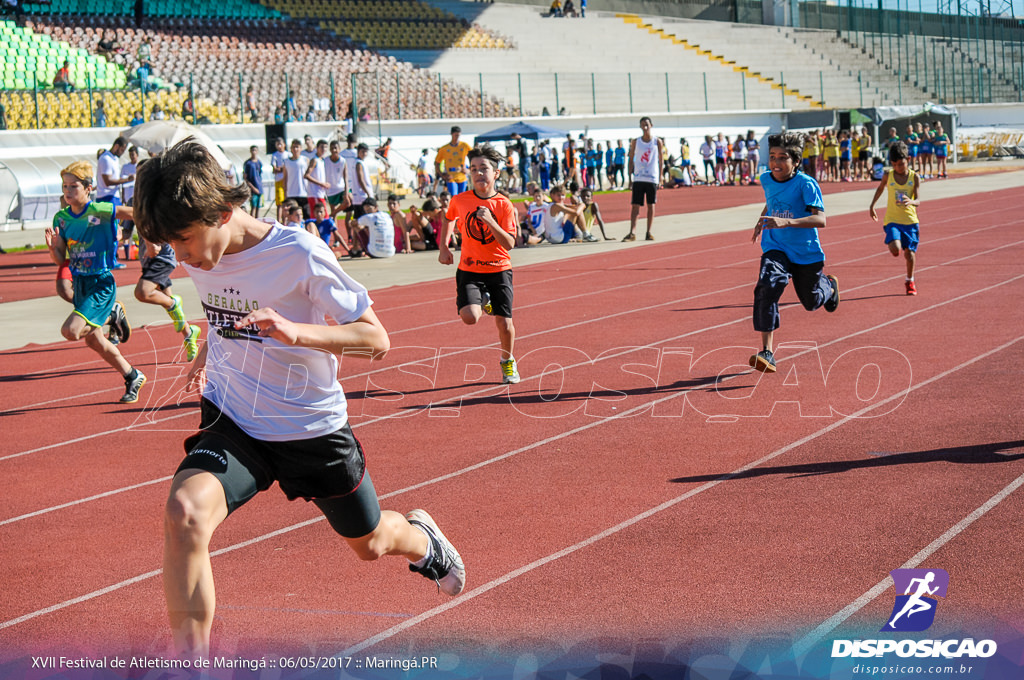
167,294,187,332
183,324,201,362
500,358,520,384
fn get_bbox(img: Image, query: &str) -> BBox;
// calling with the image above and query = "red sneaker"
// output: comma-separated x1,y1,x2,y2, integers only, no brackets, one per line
906,280,917,296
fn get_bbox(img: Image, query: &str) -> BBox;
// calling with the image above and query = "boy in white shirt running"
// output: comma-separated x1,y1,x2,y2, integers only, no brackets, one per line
133,140,465,658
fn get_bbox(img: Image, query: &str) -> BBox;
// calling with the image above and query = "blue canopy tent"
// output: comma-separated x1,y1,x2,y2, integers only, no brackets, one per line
474,121,568,144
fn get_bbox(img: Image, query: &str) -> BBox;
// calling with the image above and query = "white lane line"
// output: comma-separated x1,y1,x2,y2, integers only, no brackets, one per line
0,411,194,463
0,476,174,527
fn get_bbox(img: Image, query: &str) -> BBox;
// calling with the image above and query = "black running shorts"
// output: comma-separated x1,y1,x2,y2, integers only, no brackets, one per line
178,399,381,537
631,181,658,206
455,268,513,318
140,256,175,290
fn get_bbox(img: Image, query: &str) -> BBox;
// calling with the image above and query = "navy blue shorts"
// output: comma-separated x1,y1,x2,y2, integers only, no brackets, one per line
753,250,831,333
141,256,175,290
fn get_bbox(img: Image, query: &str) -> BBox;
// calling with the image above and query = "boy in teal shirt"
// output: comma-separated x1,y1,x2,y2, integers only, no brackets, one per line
48,160,147,403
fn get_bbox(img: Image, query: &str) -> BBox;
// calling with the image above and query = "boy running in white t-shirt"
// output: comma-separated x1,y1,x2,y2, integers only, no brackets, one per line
133,140,465,658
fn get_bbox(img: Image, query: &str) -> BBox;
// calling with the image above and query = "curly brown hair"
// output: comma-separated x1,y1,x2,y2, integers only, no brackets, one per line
767,131,805,165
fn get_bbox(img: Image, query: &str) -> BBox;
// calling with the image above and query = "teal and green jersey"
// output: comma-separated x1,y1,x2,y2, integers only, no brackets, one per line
54,201,117,276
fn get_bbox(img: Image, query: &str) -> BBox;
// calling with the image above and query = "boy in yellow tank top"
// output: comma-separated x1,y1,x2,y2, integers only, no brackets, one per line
868,142,921,296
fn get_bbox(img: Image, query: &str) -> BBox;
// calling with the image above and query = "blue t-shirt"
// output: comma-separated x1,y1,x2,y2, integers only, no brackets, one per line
243,158,263,194
613,147,625,166
759,170,826,264
54,201,117,276
306,217,338,245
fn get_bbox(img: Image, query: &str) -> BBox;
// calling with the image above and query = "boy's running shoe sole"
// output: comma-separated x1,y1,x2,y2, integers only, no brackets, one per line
406,509,466,596
749,350,777,373
109,301,132,343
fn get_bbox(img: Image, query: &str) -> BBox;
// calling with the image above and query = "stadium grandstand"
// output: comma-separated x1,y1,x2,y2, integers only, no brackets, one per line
0,0,1022,227
0,0,1021,129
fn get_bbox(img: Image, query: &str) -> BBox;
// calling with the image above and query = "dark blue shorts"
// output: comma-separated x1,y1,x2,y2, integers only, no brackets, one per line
141,255,175,290
884,223,919,252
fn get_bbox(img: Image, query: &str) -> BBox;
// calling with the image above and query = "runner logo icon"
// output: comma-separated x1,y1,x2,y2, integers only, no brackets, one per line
882,568,949,632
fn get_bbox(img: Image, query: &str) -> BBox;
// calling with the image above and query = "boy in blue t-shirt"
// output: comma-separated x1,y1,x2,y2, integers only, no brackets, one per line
749,132,840,373
47,161,147,402
304,201,342,253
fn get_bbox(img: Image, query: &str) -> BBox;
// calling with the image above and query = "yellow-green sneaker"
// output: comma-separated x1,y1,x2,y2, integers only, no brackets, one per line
183,324,201,362
167,294,187,332
500,358,520,384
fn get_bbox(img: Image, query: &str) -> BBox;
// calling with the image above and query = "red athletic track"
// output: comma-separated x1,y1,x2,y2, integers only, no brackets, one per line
0,252,190,305
1,179,1023,671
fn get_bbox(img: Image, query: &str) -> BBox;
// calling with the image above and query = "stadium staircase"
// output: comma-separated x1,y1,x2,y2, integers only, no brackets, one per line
395,2,790,114
619,14,823,109
633,16,935,109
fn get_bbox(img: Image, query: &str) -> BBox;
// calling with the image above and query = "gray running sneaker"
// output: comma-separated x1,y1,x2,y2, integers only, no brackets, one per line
119,370,147,404
500,358,521,384
406,509,466,596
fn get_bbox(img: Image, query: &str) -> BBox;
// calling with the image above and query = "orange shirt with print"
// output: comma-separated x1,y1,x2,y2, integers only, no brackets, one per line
446,190,517,274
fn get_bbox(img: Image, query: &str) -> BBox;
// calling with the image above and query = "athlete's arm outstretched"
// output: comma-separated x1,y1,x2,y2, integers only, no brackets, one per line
234,307,389,360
